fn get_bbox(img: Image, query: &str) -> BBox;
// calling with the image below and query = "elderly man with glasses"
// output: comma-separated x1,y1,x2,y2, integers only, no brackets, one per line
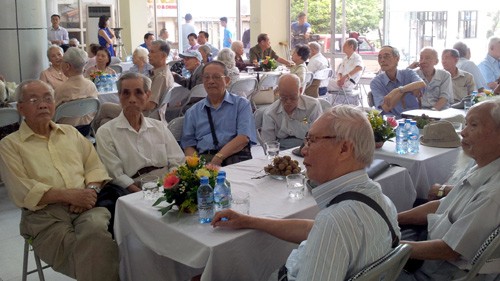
181,61,257,166
0,80,119,280
261,74,322,149
212,105,400,281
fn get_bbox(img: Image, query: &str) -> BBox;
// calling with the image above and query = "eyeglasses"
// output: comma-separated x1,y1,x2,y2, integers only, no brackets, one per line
21,96,55,105
304,135,337,147
202,74,226,81
280,95,299,102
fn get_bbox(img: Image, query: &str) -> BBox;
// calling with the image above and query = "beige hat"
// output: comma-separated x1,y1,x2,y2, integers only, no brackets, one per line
420,121,461,148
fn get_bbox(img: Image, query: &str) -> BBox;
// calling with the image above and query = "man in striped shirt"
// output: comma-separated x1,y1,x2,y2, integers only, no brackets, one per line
212,105,400,280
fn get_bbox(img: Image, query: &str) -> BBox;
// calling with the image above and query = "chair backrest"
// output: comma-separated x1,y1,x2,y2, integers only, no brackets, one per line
304,72,314,88
318,98,332,112
454,226,500,281
229,78,258,99
164,86,191,108
0,108,21,127
347,244,412,281
313,68,334,81
109,64,123,74
367,91,375,108
53,98,100,123
190,84,207,99
167,116,184,142
258,73,280,90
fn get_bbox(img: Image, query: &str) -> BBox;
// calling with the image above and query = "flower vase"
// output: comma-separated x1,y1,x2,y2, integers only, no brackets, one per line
375,141,385,149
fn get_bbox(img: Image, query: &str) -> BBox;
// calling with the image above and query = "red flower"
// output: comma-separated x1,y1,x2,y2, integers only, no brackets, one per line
163,174,180,189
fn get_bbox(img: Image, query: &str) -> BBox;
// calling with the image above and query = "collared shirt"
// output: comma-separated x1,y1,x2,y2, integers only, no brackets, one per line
149,65,175,116
249,45,279,64
416,68,452,109
0,122,110,211
370,68,423,118
478,54,500,89
290,62,308,93
307,53,329,88
181,23,197,51
412,158,500,279
47,26,69,45
450,69,475,103
128,63,154,77
457,57,487,91
181,91,257,152
54,74,99,126
327,52,363,91
261,95,322,148
173,64,203,90
286,170,400,281
96,112,184,188
39,65,68,90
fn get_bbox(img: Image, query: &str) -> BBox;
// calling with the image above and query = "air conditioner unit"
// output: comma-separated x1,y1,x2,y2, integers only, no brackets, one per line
86,5,113,52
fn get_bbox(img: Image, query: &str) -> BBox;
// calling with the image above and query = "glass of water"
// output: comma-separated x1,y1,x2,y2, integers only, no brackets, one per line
464,99,473,112
286,174,305,200
231,191,250,215
265,141,280,160
141,175,159,201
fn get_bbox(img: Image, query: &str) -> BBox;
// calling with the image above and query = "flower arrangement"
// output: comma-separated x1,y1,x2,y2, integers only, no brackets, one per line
414,114,433,129
89,70,106,83
473,89,495,104
153,154,219,215
367,110,396,143
260,56,278,71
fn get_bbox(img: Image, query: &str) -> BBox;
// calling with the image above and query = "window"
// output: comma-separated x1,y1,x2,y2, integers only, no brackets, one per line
414,11,447,40
458,10,477,39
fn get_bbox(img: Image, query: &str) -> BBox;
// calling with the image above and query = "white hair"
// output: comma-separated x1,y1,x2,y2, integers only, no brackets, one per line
133,47,149,63
63,47,88,71
216,48,236,69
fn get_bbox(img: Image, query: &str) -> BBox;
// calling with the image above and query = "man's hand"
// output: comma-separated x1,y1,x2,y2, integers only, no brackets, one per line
69,205,88,213
337,75,348,87
127,184,142,193
65,189,97,210
211,209,251,229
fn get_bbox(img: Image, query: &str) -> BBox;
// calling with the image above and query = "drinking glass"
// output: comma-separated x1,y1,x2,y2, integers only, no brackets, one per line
231,191,250,215
265,141,280,160
246,66,255,75
141,175,159,201
464,100,473,112
286,174,305,200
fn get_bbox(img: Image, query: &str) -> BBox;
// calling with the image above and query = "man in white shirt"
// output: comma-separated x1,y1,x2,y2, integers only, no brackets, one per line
453,41,487,92
327,38,364,104
181,13,196,51
96,72,184,193
306,42,329,97
47,14,69,49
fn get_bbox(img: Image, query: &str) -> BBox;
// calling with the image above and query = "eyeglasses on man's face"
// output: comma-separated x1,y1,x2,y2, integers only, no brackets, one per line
202,74,226,82
304,135,337,147
21,96,55,105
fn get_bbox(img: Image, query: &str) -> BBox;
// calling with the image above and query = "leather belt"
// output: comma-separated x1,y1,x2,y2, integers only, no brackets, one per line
132,166,164,178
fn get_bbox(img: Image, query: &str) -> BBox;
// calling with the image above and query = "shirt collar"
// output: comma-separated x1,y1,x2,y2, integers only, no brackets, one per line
463,157,500,189
115,111,152,131
276,96,306,114
19,121,64,142
202,91,234,109
311,169,370,210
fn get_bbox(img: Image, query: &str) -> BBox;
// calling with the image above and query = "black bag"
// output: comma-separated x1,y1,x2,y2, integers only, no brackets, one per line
96,183,130,236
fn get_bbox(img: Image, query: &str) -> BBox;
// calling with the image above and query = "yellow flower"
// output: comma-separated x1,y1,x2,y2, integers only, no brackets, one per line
196,168,211,178
185,155,199,168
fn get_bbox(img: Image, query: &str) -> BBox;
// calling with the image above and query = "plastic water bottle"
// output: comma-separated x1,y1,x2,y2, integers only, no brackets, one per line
94,76,104,92
408,120,420,154
197,177,214,224
214,176,231,212
111,74,118,92
396,122,408,155
217,171,232,198
105,75,113,92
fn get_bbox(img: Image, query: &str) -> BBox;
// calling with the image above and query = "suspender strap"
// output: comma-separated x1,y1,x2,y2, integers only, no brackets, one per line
327,191,399,248
205,106,219,150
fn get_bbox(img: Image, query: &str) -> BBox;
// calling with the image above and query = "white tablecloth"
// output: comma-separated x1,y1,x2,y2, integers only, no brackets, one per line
114,149,415,281
402,108,466,119
98,91,119,104
375,141,461,198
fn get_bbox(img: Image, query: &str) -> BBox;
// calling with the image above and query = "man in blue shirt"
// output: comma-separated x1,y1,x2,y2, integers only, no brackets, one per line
220,17,232,48
370,46,426,118
181,61,256,166
478,37,500,90
139,33,155,51
291,12,311,48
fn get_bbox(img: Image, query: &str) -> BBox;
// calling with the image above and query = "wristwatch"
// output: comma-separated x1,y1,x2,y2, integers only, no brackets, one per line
215,153,224,160
87,183,102,194
437,185,446,198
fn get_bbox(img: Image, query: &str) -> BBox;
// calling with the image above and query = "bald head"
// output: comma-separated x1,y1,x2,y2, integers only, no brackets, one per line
278,74,301,114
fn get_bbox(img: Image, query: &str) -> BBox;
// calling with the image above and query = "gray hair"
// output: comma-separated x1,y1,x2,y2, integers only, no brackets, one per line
308,42,321,53
231,40,243,53
442,48,460,59
16,79,54,102
420,46,438,60
475,98,500,128
346,38,358,51
133,47,149,63
69,38,79,47
202,61,228,76
453,41,468,58
151,40,170,56
322,105,374,166
216,48,236,69
381,45,400,58
47,44,63,59
198,45,212,60
117,72,152,94
488,37,500,51
63,47,88,72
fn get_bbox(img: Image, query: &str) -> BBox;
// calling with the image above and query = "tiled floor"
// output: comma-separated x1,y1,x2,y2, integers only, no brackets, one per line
0,184,72,281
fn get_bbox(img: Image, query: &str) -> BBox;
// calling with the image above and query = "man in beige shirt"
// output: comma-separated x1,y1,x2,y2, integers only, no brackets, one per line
0,79,118,281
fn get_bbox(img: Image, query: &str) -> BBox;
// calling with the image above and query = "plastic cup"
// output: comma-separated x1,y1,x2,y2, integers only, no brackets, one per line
141,175,159,201
265,141,280,160
286,174,305,200
464,100,473,112
231,191,250,215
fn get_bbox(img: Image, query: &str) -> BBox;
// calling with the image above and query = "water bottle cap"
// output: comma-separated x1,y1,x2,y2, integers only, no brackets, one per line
398,122,405,127
405,119,411,123
218,170,226,177
216,176,225,183
200,177,209,184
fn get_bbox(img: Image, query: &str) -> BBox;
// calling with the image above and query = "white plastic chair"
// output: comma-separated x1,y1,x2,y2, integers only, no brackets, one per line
190,84,207,99
0,108,21,127
109,64,123,74
53,98,100,142
304,72,314,89
347,244,412,281
167,116,184,142
330,67,366,107
453,226,500,281
258,73,280,91
313,68,334,81
229,78,258,100
318,98,332,112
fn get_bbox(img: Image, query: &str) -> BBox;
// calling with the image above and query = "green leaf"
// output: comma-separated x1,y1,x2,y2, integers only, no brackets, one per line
152,196,167,206
159,205,173,216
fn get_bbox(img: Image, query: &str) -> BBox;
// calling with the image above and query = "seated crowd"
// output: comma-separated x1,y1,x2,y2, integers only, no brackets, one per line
2,22,500,281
